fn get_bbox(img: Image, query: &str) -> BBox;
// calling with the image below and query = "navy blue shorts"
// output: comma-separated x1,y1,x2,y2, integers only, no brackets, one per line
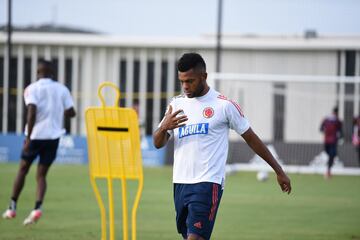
174,182,223,240
21,139,60,166
324,143,337,158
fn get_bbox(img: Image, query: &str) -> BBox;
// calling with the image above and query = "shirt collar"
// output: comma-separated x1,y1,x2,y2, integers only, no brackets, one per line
194,87,213,101
185,87,213,101
38,78,54,83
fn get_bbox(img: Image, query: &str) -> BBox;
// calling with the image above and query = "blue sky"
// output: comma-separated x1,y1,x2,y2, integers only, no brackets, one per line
1,0,360,36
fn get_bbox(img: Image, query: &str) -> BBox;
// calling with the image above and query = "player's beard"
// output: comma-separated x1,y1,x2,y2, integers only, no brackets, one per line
192,81,206,97
184,80,207,98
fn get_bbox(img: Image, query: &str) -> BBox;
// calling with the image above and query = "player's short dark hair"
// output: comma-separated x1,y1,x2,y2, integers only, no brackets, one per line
38,59,55,77
38,59,54,68
333,106,339,114
177,53,206,72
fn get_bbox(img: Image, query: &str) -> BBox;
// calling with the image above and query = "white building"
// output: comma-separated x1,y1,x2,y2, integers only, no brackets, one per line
1,31,359,143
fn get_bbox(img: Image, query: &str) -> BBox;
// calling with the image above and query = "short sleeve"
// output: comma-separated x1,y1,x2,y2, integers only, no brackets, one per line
224,100,250,135
23,85,38,106
63,87,74,109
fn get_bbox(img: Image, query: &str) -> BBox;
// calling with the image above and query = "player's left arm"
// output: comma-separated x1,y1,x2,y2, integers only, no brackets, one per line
63,87,76,118
242,128,292,194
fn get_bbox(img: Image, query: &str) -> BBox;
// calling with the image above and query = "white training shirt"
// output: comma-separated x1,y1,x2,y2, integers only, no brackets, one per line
161,88,250,186
23,78,74,140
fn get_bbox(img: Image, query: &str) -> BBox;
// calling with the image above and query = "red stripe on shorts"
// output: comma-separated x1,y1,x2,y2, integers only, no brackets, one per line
209,184,219,221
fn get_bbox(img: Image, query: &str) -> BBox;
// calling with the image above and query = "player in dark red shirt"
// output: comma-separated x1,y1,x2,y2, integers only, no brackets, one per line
353,115,360,166
320,107,343,179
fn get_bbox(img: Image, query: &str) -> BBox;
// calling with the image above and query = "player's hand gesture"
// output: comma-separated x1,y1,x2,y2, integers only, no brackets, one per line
160,105,188,131
277,173,292,194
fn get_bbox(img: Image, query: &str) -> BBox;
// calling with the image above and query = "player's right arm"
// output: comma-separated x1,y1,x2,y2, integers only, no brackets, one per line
23,104,37,152
153,105,188,148
23,85,37,151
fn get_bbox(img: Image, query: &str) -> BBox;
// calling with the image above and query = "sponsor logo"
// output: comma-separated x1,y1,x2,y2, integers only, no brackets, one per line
203,107,214,118
178,123,209,138
194,221,203,229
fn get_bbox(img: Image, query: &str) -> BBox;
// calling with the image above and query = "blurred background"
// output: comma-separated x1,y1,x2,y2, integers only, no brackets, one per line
0,0,360,171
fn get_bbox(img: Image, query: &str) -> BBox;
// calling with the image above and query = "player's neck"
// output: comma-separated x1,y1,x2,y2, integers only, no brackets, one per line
198,85,210,97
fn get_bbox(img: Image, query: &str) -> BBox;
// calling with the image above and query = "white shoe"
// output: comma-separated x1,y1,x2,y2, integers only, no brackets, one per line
23,209,42,225
2,209,16,219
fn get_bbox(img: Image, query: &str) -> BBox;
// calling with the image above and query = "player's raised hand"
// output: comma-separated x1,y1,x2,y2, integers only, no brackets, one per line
277,173,292,194
161,105,188,130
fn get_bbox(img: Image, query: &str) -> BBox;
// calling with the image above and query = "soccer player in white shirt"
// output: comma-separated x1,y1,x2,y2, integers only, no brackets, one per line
153,53,291,240
2,60,76,225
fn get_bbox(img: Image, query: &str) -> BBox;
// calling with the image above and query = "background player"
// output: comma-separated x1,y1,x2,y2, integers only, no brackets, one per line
353,115,360,166
320,107,343,179
2,60,76,225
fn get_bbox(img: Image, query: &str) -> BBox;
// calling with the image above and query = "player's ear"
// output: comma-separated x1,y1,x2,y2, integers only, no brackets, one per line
202,72,207,81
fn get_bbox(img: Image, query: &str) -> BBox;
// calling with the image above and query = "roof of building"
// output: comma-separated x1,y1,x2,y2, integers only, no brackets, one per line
1,30,360,50
0,24,99,34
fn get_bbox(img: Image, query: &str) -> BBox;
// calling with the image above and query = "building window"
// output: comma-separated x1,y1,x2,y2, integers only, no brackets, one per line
273,83,286,141
343,51,356,142
133,60,140,103
0,57,3,132
8,57,18,132
160,61,168,119
119,59,127,107
174,61,180,93
52,58,59,81
64,58,72,134
146,61,154,135
22,58,32,131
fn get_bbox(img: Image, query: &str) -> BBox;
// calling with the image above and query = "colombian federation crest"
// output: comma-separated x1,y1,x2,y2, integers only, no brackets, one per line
203,107,214,118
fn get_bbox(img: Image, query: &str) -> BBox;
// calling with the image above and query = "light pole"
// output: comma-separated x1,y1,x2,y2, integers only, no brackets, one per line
7,0,12,78
3,0,12,133
215,0,223,73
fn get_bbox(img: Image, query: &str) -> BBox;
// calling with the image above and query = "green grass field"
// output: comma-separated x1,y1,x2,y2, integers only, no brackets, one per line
0,163,360,240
